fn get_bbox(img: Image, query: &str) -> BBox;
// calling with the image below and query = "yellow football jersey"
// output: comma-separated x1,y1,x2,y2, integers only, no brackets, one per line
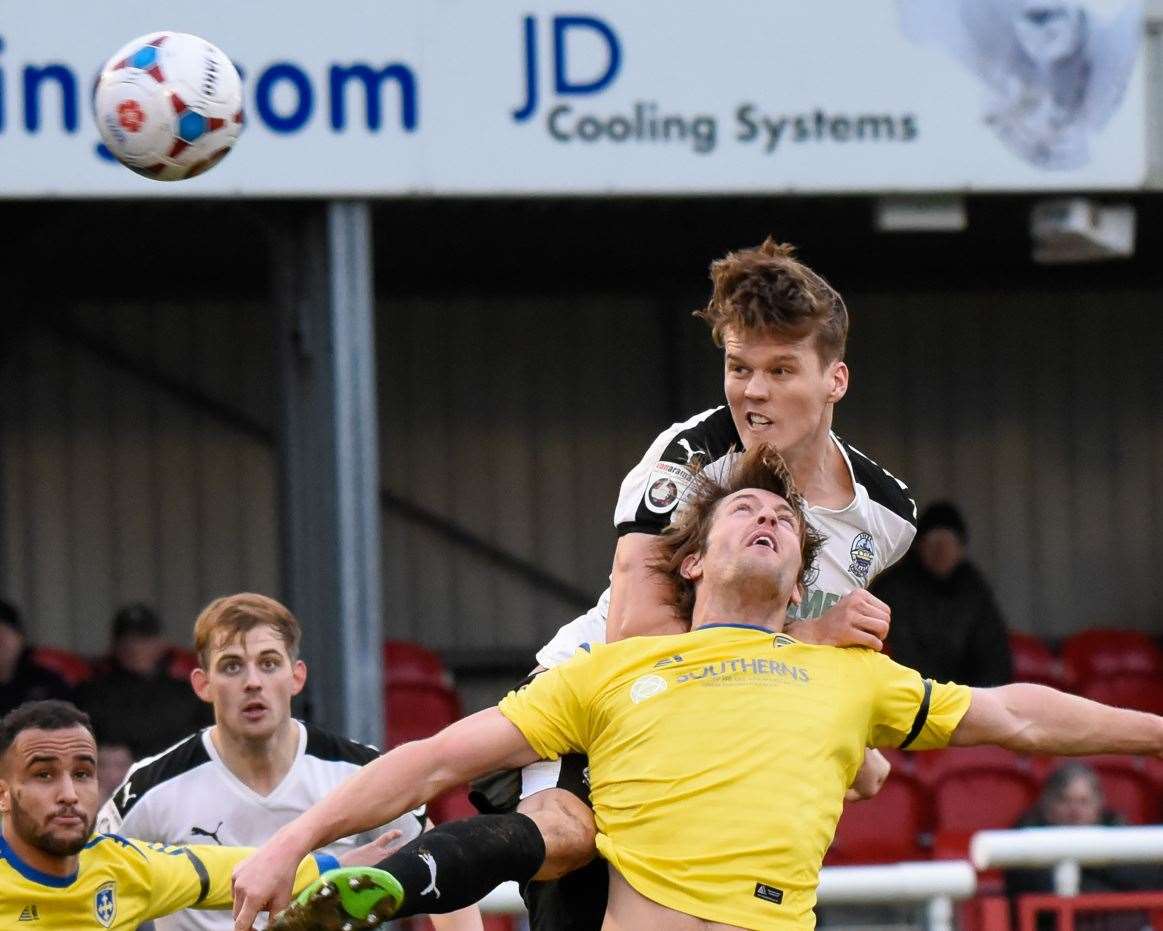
0,831,334,929
499,623,972,930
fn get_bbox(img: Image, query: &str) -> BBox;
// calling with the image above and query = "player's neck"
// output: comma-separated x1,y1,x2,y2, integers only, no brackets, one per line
782,422,851,508
689,586,788,633
210,718,300,796
1,820,75,878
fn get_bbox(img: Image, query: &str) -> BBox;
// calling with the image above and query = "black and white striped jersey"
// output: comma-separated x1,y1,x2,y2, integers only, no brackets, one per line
536,406,917,668
95,721,425,931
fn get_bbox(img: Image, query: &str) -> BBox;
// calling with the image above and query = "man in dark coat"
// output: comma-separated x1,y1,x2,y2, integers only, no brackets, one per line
872,502,1013,686
75,603,209,758
0,600,73,714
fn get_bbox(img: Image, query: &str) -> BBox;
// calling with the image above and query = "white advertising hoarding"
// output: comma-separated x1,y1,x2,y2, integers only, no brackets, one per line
0,0,1146,197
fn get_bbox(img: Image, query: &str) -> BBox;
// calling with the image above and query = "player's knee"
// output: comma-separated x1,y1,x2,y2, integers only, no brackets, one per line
518,788,597,879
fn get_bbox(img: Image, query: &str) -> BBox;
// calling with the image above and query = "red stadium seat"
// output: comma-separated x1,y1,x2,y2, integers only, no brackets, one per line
1010,631,1074,690
826,770,932,865
931,764,1038,858
915,745,1036,787
384,640,455,689
166,646,199,681
1088,758,1159,825
385,682,462,747
1081,674,1163,716
1062,630,1163,685
29,646,94,686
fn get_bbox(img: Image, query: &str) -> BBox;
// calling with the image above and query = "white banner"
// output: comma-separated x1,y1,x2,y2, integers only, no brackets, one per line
0,0,1146,197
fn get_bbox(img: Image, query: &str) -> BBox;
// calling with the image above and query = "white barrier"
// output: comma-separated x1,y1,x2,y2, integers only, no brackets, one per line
971,826,1163,895
478,860,977,931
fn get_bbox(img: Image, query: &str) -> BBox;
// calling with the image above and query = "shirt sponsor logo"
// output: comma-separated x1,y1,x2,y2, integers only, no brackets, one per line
630,674,668,703
653,654,684,668
786,589,840,621
675,657,809,684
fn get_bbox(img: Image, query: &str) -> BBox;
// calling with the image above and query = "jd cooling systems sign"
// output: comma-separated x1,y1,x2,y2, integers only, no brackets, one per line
0,0,1146,196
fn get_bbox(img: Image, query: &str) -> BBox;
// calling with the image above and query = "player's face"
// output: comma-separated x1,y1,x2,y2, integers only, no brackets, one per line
0,726,98,859
723,327,847,457
684,488,804,602
193,625,306,741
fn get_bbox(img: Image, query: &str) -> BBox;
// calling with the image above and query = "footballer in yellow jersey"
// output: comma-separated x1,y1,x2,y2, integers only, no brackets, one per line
497,623,969,928
0,700,335,930
237,445,1163,931
0,831,332,930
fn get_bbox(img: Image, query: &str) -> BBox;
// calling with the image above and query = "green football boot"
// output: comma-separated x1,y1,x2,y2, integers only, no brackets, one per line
271,867,404,930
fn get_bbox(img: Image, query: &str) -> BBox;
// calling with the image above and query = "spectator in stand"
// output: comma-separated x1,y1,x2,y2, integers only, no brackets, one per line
872,501,1013,686
75,603,209,758
1005,762,1163,931
0,599,73,715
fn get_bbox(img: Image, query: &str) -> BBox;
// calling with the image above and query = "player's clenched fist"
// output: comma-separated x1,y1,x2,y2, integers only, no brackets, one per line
232,841,305,931
793,589,891,651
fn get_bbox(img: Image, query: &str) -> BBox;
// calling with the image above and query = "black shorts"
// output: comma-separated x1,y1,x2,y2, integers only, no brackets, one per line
469,676,608,931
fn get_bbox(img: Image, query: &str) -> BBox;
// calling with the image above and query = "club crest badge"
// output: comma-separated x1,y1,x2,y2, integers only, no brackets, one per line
848,532,875,580
95,882,117,928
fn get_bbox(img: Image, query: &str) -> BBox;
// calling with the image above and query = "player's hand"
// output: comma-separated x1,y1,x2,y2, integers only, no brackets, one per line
232,841,304,931
845,748,891,801
792,590,890,651
339,829,404,867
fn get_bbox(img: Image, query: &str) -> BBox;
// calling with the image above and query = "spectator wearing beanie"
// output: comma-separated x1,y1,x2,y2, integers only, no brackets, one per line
75,603,210,758
871,502,1013,686
0,599,74,715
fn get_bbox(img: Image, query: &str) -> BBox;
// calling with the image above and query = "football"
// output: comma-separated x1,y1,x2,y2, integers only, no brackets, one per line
94,31,244,181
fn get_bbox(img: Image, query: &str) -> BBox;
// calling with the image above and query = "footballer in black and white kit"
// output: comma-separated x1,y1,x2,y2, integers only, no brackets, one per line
536,405,917,669
96,722,425,931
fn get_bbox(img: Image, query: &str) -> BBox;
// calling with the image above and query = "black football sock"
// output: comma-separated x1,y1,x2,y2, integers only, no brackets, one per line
372,812,547,917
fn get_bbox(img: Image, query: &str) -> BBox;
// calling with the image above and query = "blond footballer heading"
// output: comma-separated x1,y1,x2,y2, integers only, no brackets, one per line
234,446,1163,931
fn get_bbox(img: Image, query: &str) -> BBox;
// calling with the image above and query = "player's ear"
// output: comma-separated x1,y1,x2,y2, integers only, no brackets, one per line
826,360,848,404
790,580,804,607
680,551,704,582
189,666,212,703
290,659,307,696
0,775,11,815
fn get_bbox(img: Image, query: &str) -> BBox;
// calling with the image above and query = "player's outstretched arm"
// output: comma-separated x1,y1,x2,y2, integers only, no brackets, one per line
951,683,1163,756
231,709,539,931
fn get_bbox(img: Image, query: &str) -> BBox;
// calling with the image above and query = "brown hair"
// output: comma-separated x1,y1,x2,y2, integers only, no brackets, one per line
695,237,848,363
652,443,826,620
193,593,302,668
